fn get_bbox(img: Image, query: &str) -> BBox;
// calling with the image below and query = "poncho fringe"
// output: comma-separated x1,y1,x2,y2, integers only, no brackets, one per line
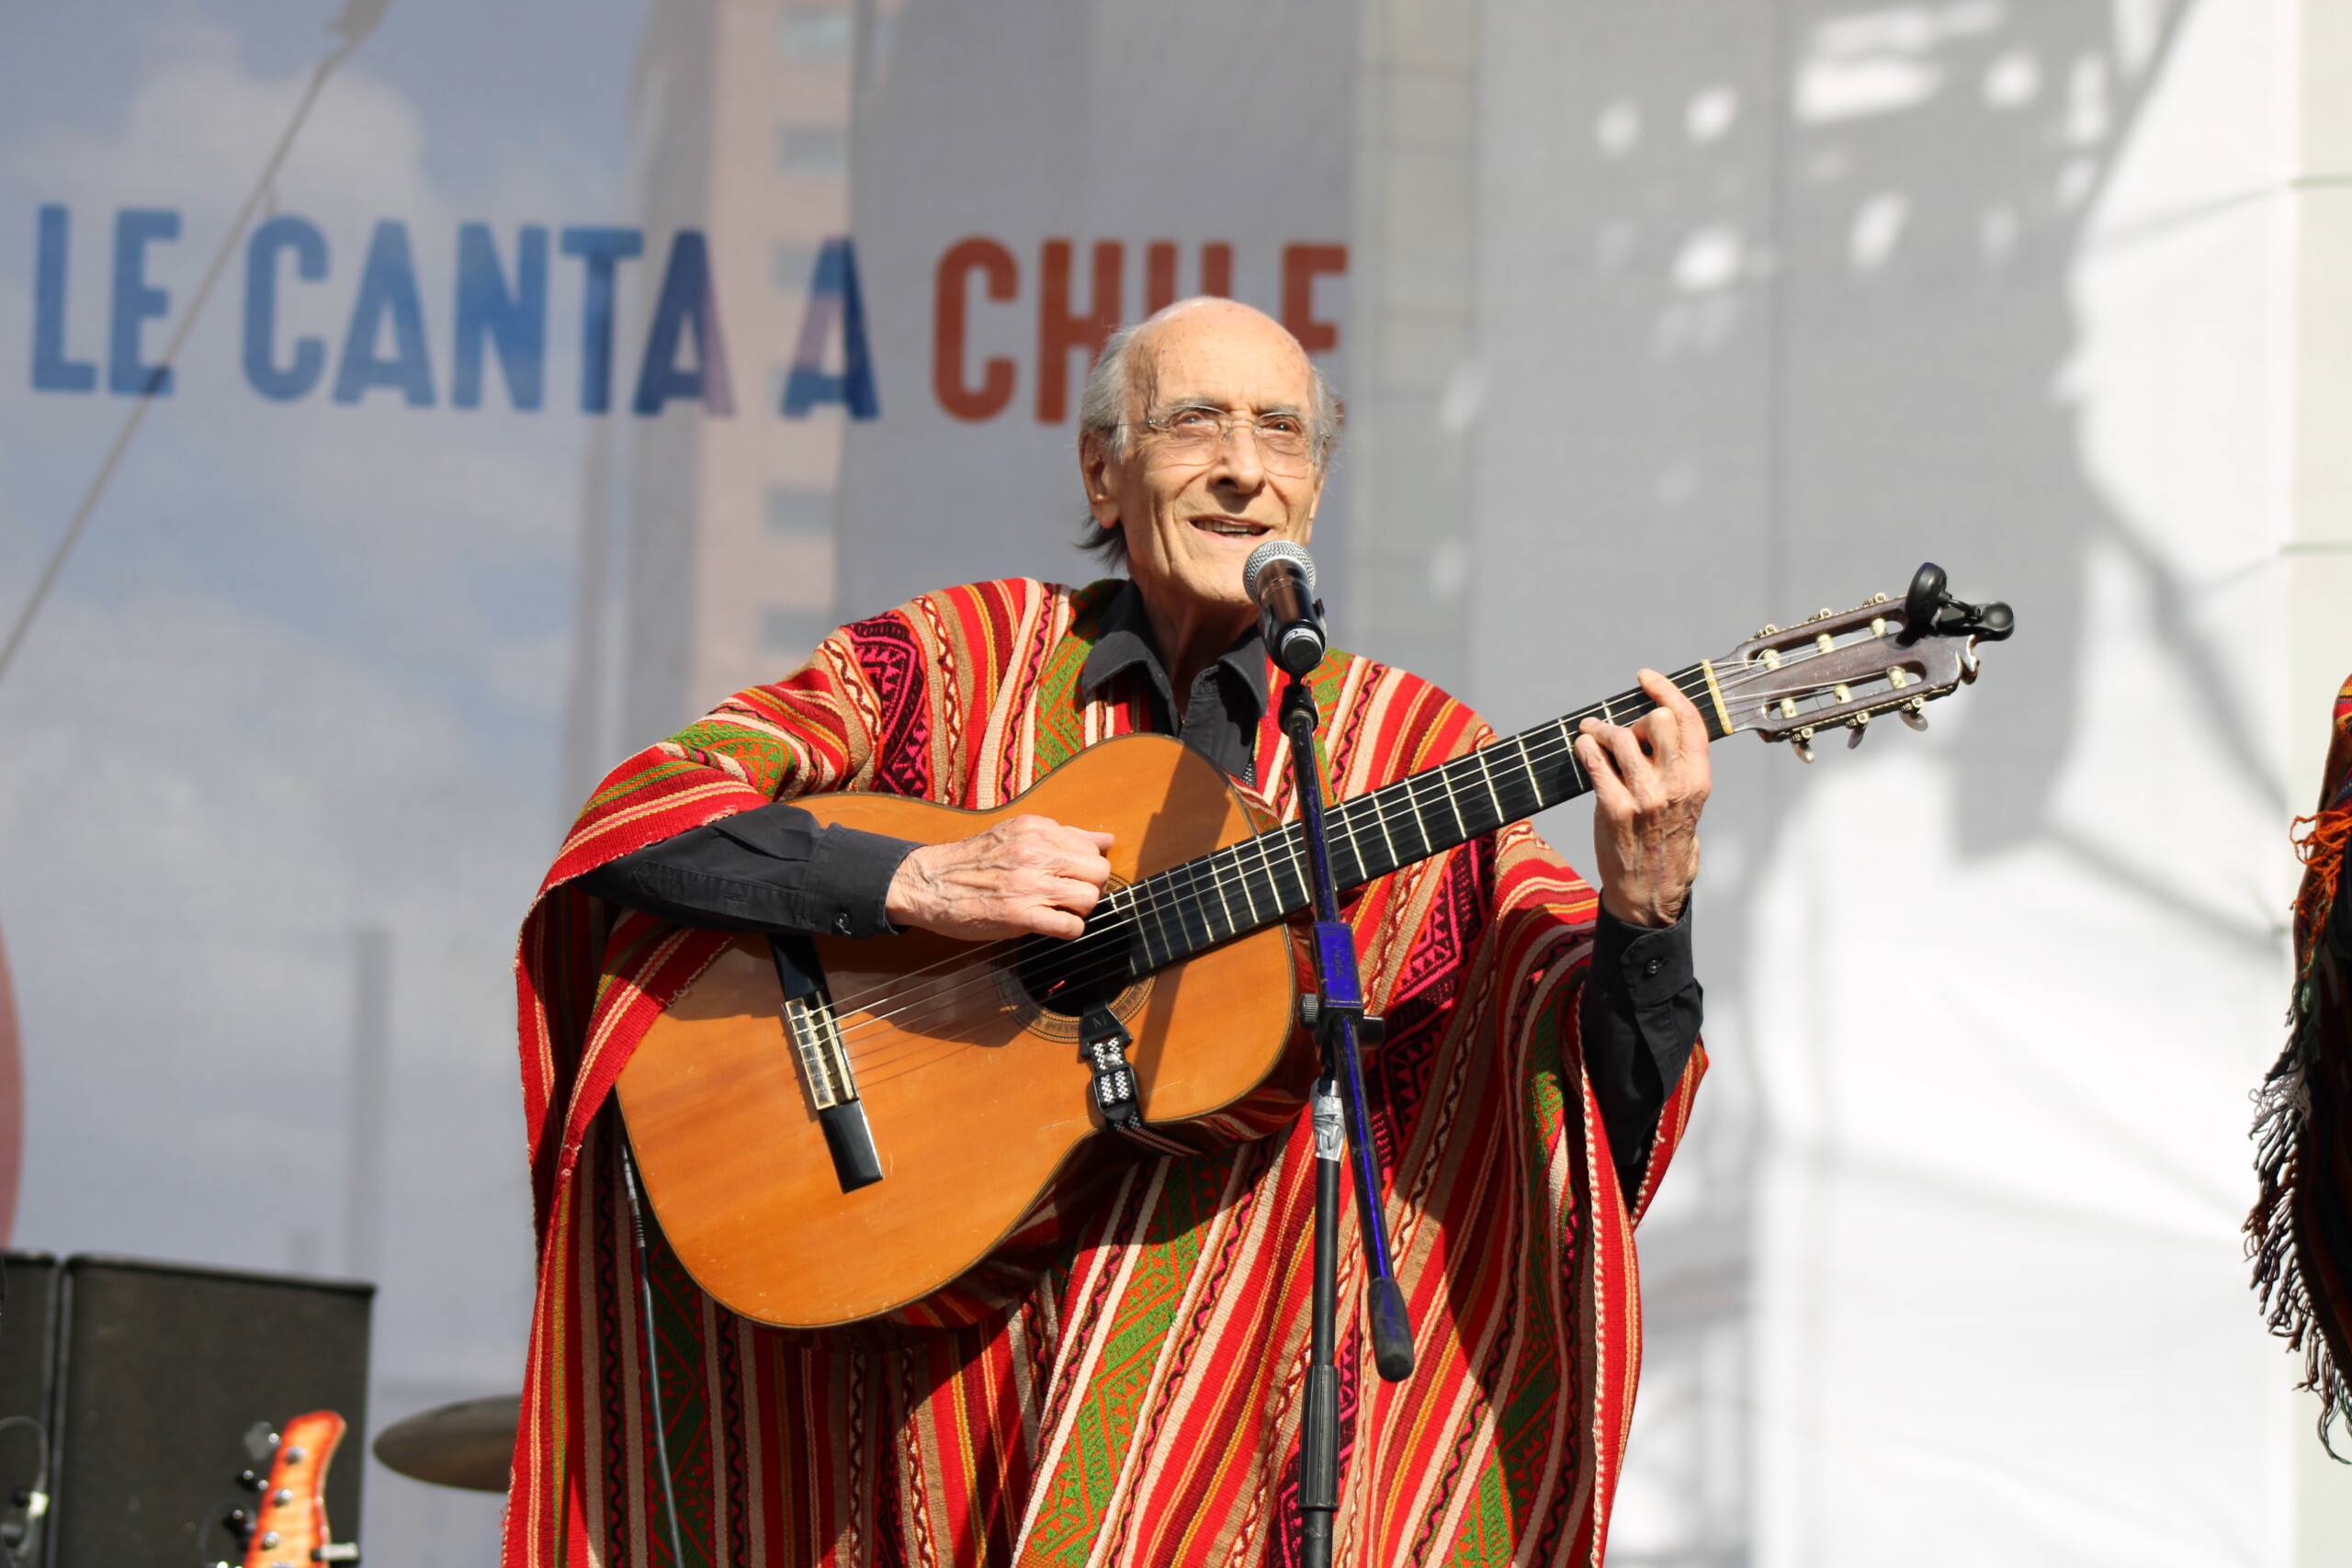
2248,676,2352,1458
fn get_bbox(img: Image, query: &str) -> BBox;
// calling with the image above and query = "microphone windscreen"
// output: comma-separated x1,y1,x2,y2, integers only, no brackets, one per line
1242,539,1317,600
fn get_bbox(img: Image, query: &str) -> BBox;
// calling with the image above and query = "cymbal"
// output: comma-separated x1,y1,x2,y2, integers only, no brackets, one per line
371,1393,519,1493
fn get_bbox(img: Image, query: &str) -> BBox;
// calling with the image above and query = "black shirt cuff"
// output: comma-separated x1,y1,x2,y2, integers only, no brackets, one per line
1591,903,1698,1010
807,824,919,937
1581,903,1703,1196
578,802,918,940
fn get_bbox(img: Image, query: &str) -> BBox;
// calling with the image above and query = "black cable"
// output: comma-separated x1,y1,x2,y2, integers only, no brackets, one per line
0,1416,50,1568
616,1133,690,1568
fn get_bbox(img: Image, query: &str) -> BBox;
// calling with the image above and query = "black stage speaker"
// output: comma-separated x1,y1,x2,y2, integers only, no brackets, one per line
0,1252,61,1562
44,1256,372,1568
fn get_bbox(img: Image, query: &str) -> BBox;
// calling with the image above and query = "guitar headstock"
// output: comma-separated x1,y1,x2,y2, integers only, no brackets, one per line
1716,563,2013,761
216,1411,356,1568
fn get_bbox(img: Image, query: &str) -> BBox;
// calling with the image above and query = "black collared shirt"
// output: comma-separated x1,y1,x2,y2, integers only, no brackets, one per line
1076,581,1271,784
581,580,1702,1190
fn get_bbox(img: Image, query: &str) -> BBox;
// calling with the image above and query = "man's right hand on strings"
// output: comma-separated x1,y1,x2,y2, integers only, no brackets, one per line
883,814,1114,941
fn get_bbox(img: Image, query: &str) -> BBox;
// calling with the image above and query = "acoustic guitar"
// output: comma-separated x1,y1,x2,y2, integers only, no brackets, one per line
616,565,2011,1328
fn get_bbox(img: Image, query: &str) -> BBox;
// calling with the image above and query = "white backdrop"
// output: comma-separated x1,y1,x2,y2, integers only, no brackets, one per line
0,2,2328,1563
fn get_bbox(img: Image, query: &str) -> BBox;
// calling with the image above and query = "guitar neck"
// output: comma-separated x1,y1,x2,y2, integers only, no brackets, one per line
1108,660,1734,971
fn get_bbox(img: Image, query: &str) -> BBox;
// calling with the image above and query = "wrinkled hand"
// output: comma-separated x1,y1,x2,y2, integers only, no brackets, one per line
1576,669,1711,928
884,814,1115,941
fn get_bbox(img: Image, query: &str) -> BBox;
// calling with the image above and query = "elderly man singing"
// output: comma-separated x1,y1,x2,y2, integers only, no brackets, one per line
507,298,1710,1567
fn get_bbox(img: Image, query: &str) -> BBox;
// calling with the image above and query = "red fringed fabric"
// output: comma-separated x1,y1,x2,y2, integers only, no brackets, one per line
504,579,1706,1565
2250,673,2352,1456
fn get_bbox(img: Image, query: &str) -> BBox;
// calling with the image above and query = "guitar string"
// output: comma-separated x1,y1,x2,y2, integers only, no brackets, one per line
829,664,1710,1038
823,654,1825,1067
826,642,1907,1073
772,634,1891,1056
830,653,1922,1085
821,643,1899,1070
821,665,1736,1068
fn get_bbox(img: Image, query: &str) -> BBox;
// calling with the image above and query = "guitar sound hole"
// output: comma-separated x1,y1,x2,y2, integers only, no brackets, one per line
1013,927,1134,1019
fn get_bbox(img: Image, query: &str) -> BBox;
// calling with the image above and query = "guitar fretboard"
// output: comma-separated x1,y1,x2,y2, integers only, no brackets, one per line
1097,660,1730,975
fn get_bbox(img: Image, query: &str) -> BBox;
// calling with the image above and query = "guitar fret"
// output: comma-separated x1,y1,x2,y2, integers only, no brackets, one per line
1438,766,1468,840
1198,861,1230,947
1363,789,1392,879
1241,839,1283,921
1337,799,1367,886
1232,845,1265,923
1472,747,1509,826
1278,830,1312,909
1261,829,1295,911
1180,873,1214,953
1147,886,1180,967
1205,855,1236,935
1517,732,1546,810
1397,780,1435,863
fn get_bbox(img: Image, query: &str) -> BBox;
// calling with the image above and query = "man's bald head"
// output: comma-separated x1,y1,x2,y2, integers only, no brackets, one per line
1077,299,1340,566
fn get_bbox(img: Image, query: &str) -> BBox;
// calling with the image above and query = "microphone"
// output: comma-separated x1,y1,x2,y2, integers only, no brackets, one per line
1243,540,1325,677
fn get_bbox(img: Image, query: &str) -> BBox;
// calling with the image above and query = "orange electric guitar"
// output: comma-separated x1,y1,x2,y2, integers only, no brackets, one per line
616,566,2012,1328
220,1411,356,1568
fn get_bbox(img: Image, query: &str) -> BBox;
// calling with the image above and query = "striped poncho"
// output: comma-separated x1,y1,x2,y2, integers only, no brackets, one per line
2252,672,2352,1451
505,578,1704,1566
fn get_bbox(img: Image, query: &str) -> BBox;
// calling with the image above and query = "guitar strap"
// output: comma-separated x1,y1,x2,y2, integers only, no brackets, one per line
1079,1003,1193,1158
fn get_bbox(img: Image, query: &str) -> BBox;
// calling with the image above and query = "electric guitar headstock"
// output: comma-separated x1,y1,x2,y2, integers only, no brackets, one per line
214,1411,356,1568
1714,562,2013,761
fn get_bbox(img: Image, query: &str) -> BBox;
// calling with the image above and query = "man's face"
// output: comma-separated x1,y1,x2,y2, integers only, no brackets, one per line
1083,302,1324,618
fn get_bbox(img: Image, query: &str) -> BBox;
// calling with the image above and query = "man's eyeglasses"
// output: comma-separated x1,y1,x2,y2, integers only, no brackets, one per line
1120,405,1317,473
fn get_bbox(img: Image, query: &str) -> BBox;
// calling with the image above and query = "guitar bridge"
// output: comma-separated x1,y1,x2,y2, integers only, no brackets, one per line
769,936,883,1192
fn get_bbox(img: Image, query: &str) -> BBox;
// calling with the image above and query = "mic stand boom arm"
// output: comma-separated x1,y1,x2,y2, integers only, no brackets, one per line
1280,675,1415,1568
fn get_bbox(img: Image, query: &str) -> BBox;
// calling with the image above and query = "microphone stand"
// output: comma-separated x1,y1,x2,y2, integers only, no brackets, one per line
1280,673,1416,1568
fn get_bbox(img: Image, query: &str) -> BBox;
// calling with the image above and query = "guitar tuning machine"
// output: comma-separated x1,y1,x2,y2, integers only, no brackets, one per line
1791,728,1815,763
1901,700,1928,731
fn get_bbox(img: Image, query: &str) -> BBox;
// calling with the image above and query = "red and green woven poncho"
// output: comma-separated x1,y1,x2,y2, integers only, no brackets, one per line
2253,672,2352,1451
504,578,1704,1566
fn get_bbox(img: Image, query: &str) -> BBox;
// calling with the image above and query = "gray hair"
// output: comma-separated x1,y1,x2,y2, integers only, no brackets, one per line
1076,304,1342,570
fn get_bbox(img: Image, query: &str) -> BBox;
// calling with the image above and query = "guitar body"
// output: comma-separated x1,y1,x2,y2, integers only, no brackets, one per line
615,734,1307,1328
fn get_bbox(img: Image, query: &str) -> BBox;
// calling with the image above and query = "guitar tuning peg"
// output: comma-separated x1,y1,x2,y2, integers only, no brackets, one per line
1846,722,1867,749
1792,737,1815,763
1902,706,1928,731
